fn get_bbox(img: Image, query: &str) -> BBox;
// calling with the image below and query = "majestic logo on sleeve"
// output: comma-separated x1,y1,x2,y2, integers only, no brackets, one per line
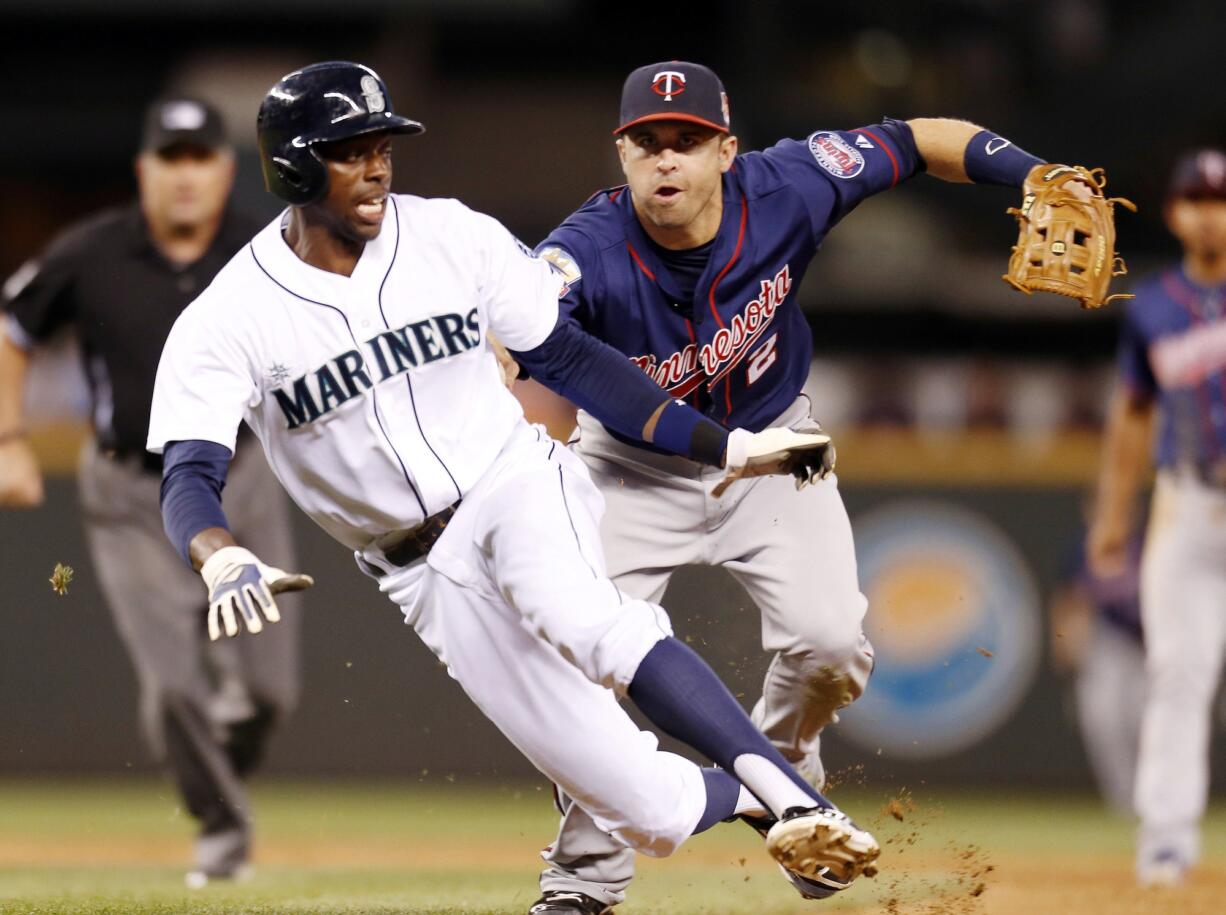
271,308,481,430
652,71,686,101
630,264,791,397
539,247,582,296
808,132,865,179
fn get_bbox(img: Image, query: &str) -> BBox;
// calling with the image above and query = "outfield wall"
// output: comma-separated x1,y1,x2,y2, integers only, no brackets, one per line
6,475,1223,788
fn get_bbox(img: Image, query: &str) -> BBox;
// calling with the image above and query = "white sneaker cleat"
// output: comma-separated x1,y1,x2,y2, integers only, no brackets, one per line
185,864,253,889
766,806,880,884
1138,853,1187,888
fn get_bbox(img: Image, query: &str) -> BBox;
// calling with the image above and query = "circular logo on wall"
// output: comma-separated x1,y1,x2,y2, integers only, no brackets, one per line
838,501,1041,759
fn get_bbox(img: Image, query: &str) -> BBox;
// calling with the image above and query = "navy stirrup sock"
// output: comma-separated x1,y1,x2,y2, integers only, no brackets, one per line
627,637,827,806
694,768,741,834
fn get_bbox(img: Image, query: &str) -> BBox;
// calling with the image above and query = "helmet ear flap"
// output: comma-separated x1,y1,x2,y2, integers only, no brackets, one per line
272,156,306,191
265,150,328,206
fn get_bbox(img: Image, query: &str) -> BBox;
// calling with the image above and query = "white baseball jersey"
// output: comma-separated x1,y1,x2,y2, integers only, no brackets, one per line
147,195,563,550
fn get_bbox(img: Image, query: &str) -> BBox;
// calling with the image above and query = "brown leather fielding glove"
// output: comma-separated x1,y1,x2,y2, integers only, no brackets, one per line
1003,164,1137,309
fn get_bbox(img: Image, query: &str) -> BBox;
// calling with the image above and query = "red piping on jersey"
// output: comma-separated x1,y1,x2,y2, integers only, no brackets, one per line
706,193,750,419
853,128,900,188
707,193,747,329
708,193,748,419
1162,270,1224,462
625,241,657,281
684,318,700,407
609,187,624,203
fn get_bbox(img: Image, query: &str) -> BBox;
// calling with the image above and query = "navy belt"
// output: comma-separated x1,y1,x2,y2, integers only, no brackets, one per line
378,503,460,571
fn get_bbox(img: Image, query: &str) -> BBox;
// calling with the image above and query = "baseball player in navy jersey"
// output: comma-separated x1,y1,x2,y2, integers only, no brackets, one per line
146,61,889,907
1089,149,1226,887
525,61,1099,913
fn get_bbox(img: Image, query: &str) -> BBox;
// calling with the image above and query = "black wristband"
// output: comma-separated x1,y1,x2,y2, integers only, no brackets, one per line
651,399,730,468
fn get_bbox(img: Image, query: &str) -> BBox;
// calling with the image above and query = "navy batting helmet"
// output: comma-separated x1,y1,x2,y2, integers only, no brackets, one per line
257,61,424,206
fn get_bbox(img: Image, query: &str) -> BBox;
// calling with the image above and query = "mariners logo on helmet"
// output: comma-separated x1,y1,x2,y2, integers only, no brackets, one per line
652,70,686,101
360,75,386,113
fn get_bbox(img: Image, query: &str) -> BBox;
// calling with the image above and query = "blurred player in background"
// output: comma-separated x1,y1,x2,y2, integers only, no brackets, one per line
525,59,1107,914
1049,502,1145,816
0,98,301,886
1090,148,1226,886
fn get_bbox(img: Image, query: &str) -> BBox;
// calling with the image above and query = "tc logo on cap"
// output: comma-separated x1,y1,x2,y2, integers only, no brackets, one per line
651,70,686,101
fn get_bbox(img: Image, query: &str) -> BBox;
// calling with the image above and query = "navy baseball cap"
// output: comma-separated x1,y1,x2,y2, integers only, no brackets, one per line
141,97,227,153
1168,149,1226,200
615,61,730,135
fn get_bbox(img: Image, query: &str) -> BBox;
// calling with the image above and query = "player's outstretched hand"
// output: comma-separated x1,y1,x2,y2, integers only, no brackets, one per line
713,426,837,498
200,546,314,641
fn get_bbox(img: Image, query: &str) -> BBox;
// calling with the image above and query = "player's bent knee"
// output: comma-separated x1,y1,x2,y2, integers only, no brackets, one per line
790,615,869,672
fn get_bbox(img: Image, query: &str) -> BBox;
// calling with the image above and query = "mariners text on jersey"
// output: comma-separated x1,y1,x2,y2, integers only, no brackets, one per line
272,309,481,429
538,119,921,434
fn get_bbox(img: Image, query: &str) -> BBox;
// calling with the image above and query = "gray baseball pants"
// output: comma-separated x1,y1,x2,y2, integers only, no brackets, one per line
77,439,301,875
540,396,873,906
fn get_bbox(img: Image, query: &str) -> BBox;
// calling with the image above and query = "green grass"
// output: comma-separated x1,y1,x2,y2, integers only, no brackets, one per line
1,779,1224,914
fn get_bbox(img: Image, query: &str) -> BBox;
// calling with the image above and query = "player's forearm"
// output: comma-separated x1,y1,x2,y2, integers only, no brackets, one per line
512,319,730,466
0,332,31,436
908,118,981,182
909,117,1043,187
1094,387,1156,533
160,439,235,568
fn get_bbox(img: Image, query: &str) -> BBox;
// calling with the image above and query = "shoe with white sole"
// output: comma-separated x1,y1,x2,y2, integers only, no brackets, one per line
184,863,253,889
765,806,880,884
1138,850,1188,888
739,813,855,899
527,891,613,914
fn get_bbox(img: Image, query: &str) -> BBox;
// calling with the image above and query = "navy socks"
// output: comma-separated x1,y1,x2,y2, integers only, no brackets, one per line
627,637,829,807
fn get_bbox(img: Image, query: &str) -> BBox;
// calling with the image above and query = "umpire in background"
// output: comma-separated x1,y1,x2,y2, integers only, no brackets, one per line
0,97,301,886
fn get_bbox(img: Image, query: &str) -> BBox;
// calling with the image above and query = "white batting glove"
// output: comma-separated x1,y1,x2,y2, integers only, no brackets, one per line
713,427,836,498
200,546,314,641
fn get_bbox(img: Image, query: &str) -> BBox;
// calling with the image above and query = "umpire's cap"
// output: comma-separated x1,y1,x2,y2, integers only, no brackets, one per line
142,97,227,154
257,61,424,206
1168,149,1226,201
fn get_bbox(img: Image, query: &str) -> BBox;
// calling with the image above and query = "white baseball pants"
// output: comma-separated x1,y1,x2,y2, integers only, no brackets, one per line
361,424,707,857
1135,470,1226,869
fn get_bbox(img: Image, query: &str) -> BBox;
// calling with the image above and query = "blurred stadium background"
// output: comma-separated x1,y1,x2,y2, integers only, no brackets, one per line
2,0,1225,912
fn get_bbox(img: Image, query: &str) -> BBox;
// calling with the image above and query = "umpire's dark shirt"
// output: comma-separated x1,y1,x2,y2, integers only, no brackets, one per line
3,203,258,458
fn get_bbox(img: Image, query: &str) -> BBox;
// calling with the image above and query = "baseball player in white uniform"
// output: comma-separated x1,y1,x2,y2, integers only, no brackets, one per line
145,61,882,903
1090,148,1226,887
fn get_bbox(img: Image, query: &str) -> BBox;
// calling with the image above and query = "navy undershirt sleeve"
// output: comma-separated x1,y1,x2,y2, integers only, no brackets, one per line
160,439,233,565
510,317,730,466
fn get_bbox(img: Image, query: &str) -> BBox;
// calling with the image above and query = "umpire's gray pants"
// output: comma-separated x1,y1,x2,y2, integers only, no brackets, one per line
78,440,301,873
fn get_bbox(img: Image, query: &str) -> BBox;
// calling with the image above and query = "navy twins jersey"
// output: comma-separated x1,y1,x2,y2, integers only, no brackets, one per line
538,118,921,434
1119,266,1226,471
